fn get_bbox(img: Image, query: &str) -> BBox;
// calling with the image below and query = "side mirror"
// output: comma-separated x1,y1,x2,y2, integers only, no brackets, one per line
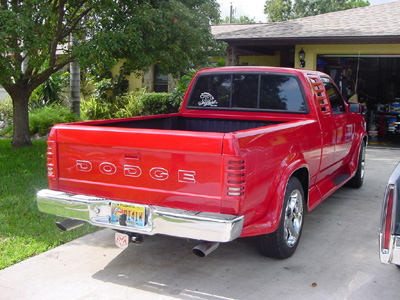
349,103,363,113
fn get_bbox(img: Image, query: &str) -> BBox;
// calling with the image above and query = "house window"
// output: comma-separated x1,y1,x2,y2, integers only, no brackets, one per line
153,65,168,92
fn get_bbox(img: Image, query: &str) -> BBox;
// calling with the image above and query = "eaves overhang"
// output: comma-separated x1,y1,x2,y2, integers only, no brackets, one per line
218,35,400,47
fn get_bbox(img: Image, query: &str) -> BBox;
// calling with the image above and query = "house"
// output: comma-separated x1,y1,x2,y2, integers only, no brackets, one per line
211,1,400,141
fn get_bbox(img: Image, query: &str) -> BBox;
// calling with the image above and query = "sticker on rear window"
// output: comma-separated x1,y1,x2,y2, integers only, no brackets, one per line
198,92,218,107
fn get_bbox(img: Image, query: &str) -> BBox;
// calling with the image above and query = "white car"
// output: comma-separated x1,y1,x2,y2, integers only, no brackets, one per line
379,162,400,267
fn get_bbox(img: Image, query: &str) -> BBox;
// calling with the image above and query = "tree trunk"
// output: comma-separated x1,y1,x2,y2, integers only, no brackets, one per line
70,34,80,117
10,88,32,148
70,59,81,117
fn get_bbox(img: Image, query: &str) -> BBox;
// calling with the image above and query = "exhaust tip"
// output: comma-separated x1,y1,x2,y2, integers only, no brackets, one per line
192,242,219,257
192,248,206,258
56,219,85,231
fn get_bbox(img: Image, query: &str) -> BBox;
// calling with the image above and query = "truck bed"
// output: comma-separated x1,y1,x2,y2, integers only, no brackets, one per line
86,116,280,133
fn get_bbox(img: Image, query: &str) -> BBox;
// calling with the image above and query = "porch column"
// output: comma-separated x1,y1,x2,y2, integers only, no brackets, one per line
142,67,154,92
226,45,238,66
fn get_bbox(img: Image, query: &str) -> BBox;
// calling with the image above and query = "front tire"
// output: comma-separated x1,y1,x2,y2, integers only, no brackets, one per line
257,177,305,259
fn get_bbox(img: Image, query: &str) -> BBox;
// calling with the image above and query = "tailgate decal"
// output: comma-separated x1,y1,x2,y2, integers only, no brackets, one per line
76,160,196,183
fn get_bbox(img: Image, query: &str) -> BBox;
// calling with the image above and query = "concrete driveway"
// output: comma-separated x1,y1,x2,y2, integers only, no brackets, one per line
1,147,400,300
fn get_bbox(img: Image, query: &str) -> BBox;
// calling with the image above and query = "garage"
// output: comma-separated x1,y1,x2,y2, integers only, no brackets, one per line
317,55,400,144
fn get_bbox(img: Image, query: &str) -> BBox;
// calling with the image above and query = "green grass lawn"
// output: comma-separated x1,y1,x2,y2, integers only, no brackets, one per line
0,139,98,270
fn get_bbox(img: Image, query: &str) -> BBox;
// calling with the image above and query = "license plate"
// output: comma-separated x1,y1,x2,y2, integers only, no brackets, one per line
111,203,146,227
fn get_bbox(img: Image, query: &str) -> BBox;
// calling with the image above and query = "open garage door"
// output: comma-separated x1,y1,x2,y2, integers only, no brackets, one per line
317,55,400,146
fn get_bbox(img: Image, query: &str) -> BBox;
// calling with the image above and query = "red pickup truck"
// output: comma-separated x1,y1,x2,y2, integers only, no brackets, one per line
37,66,367,259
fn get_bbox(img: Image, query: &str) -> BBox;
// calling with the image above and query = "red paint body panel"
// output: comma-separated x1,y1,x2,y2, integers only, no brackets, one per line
54,125,225,213
47,67,366,238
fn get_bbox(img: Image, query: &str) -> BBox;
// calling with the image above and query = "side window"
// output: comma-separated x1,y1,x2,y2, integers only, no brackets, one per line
321,77,346,114
260,75,306,112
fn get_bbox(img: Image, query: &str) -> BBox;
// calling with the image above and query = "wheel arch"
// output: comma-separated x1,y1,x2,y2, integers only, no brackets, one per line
291,167,309,208
267,163,309,233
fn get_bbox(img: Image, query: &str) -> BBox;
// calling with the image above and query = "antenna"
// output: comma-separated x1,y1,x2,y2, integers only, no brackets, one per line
355,51,360,94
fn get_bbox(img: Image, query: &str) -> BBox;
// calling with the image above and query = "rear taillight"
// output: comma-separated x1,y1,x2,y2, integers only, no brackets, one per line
221,155,246,214
383,185,395,251
225,156,246,197
47,141,57,179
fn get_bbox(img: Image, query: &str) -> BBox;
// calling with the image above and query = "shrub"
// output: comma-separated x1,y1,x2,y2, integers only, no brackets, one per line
114,88,146,119
81,96,114,120
141,93,178,115
0,106,79,138
29,71,69,109
92,74,129,102
0,97,13,130
81,73,131,120
29,107,79,136
0,123,13,137
170,69,197,108
81,89,178,119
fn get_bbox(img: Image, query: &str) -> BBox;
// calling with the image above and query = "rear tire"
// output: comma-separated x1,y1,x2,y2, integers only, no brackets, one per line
257,177,304,259
346,141,366,188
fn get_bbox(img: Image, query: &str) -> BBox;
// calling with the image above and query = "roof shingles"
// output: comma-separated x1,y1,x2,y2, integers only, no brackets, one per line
212,1,400,40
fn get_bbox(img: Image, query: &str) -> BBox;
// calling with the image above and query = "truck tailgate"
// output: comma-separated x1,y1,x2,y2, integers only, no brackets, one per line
52,125,225,213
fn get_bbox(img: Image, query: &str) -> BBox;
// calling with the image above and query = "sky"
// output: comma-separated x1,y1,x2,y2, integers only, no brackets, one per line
217,0,398,23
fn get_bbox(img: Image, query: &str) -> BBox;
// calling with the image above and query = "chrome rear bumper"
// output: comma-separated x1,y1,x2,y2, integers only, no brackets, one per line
36,189,244,243
379,234,400,265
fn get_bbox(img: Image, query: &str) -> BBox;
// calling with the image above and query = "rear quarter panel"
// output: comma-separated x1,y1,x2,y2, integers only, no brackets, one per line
226,119,322,233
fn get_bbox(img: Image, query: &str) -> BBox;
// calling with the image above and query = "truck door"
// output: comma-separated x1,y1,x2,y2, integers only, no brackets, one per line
321,77,354,163
308,75,336,175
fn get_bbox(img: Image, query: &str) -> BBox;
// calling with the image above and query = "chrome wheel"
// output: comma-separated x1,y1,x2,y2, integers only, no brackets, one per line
360,144,366,180
346,141,366,188
284,189,303,248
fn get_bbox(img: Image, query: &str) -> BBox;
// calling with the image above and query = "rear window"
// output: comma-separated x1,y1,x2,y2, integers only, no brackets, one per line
187,73,307,113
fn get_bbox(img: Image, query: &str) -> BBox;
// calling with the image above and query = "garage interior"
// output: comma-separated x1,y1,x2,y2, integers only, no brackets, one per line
317,55,400,145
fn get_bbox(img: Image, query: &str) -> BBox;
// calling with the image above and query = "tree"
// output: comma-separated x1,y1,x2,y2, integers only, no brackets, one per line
221,15,257,24
0,0,223,147
264,0,293,22
264,0,369,22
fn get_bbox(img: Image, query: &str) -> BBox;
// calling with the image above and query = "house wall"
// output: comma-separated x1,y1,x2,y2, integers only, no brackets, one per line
128,74,143,91
112,61,143,92
295,44,400,70
238,52,281,67
221,47,283,67
112,64,176,93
